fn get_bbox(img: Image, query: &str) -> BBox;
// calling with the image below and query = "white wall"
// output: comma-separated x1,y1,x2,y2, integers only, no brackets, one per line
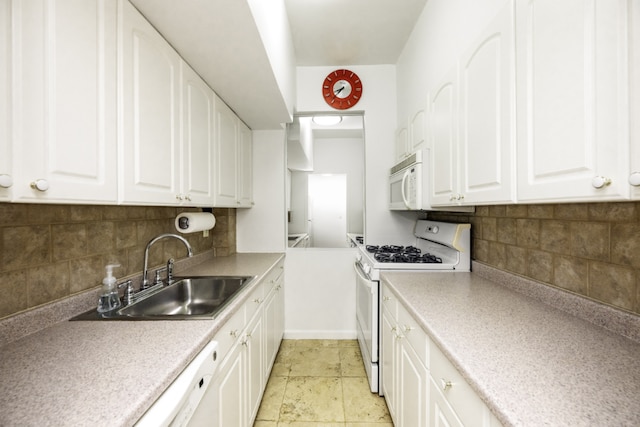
284,248,357,339
236,130,287,252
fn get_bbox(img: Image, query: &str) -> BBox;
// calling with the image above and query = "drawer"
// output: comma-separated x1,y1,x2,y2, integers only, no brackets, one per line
430,343,486,427
397,301,429,367
263,261,284,293
245,281,264,321
213,306,246,362
381,283,397,319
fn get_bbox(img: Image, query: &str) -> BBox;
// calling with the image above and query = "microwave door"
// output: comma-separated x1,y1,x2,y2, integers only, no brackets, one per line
401,169,411,209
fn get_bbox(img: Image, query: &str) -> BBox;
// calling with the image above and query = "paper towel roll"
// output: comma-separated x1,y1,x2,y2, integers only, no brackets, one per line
175,212,216,233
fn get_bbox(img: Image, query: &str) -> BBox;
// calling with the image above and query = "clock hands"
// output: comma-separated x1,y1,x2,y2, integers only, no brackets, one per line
334,86,345,96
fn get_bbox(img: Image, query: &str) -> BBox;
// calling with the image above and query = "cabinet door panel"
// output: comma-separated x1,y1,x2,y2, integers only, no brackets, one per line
381,307,397,423
399,342,428,427
214,96,238,206
13,0,117,202
208,343,245,427
429,74,458,206
516,0,629,201
120,1,180,204
0,0,11,201
460,2,515,204
237,121,253,207
182,64,214,205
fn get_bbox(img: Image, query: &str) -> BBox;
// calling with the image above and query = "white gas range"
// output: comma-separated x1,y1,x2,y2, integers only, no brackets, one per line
354,220,471,394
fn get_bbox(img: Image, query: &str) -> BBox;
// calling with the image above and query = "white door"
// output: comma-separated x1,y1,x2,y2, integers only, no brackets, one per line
214,96,238,206
237,121,253,207
120,0,181,204
12,0,117,203
182,62,214,205
515,0,630,202
429,70,459,206
308,174,347,248
459,1,515,204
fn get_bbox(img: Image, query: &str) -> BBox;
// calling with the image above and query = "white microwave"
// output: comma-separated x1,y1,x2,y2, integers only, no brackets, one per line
389,151,423,210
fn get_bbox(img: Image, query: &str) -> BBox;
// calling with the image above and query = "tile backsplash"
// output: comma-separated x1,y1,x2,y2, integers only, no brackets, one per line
0,204,236,319
428,201,640,315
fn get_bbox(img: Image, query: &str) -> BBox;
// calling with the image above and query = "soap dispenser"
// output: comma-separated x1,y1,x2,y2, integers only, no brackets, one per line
97,264,122,313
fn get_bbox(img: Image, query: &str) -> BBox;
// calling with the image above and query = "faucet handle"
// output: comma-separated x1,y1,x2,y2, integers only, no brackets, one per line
167,258,175,285
118,280,134,306
153,268,166,287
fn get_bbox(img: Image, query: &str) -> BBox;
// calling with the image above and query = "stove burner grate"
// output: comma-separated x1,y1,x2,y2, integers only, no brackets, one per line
368,245,442,264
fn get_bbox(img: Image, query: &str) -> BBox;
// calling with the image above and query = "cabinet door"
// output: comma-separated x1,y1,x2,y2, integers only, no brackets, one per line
120,0,181,205
237,120,253,207
459,2,515,204
209,342,245,427
0,0,11,201
399,340,428,427
515,0,630,202
429,378,463,427
213,96,238,206
381,307,398,423
263,277,284,377
245,310,264,424
12,0,117,203
182,62,214,205
395,125,409,163
410,109,427,153
429,68,459,206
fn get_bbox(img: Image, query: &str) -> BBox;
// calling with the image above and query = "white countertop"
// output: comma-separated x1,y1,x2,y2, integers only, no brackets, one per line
381,268,640,427
0,253,284,427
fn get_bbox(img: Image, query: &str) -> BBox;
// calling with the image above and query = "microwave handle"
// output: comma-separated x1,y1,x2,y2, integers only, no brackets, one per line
401,169,411,209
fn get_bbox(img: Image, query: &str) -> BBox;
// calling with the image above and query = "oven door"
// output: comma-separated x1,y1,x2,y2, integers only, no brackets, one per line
354,262,379,364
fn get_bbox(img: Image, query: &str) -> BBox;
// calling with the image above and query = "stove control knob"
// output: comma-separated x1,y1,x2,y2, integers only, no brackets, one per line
431,226,439,234
355,253,362,262
363,264,372,275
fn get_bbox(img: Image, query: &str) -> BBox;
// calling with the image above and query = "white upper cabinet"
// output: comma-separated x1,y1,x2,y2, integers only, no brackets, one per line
120,0,182,205
11,0,118,203
394,123,409,163
214,95,253,208
515,0,630,202
0,0,11,201
459,1,515,205
237,121,253,207
182,63,215,205
410,108,427,153
429,69,460,206
214,96,239,207
430,1,515,207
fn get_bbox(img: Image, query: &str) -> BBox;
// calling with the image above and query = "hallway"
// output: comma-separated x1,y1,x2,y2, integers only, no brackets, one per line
254,339,392,426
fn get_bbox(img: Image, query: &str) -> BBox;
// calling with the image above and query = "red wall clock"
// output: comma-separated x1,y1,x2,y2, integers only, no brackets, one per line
322,69,363,110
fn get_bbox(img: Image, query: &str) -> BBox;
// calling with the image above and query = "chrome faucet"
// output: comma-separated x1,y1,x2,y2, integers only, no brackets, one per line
142,233,193,290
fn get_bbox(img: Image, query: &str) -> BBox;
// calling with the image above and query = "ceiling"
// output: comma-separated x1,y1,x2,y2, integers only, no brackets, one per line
129,0,427,130
285,0,428,66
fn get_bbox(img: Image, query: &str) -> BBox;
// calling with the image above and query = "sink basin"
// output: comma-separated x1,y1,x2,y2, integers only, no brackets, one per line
72,275,255,320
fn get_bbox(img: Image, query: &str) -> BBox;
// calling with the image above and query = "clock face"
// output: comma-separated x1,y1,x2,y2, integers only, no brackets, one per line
322,69,362,110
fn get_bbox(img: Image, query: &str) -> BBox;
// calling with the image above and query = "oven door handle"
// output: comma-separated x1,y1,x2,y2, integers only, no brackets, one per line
354,262,375,295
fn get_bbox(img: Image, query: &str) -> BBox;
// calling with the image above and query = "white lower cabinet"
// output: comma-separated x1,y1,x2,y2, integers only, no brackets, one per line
203,260,284,427
381,283,502,427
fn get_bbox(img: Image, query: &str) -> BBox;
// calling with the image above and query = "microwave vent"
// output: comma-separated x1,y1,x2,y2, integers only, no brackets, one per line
390,150,423,175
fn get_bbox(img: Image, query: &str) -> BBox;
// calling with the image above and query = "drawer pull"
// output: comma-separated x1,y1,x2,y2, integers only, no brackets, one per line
230,329,239,338
402,325,414,333
441,378,453,391
383,296,392,301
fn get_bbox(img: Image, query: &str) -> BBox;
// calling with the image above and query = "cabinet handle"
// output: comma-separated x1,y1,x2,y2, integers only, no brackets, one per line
30,179,49,192
0,174,13,188
629,172,640,187
185,194,192,201
440,378,453,391
383,296,391,301
402,325,414,333
230,329,238,338
253,298,262,304
176,194,184,201
591,176,612,189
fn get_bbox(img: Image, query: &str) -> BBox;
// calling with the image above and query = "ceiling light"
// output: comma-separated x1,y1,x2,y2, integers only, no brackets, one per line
312,116,342,126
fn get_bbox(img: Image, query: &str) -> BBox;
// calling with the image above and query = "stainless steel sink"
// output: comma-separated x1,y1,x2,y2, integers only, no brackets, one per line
72,275,255,320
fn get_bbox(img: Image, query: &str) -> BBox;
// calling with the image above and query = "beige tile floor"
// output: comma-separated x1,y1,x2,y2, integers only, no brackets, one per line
254,339,393,427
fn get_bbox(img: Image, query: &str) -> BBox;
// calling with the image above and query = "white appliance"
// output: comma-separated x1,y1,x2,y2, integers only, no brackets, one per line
136,341,219,427
354,220,471,394
389,151,423,210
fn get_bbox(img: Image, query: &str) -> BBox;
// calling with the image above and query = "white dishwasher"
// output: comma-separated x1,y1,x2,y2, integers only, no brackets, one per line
136,340,219,427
